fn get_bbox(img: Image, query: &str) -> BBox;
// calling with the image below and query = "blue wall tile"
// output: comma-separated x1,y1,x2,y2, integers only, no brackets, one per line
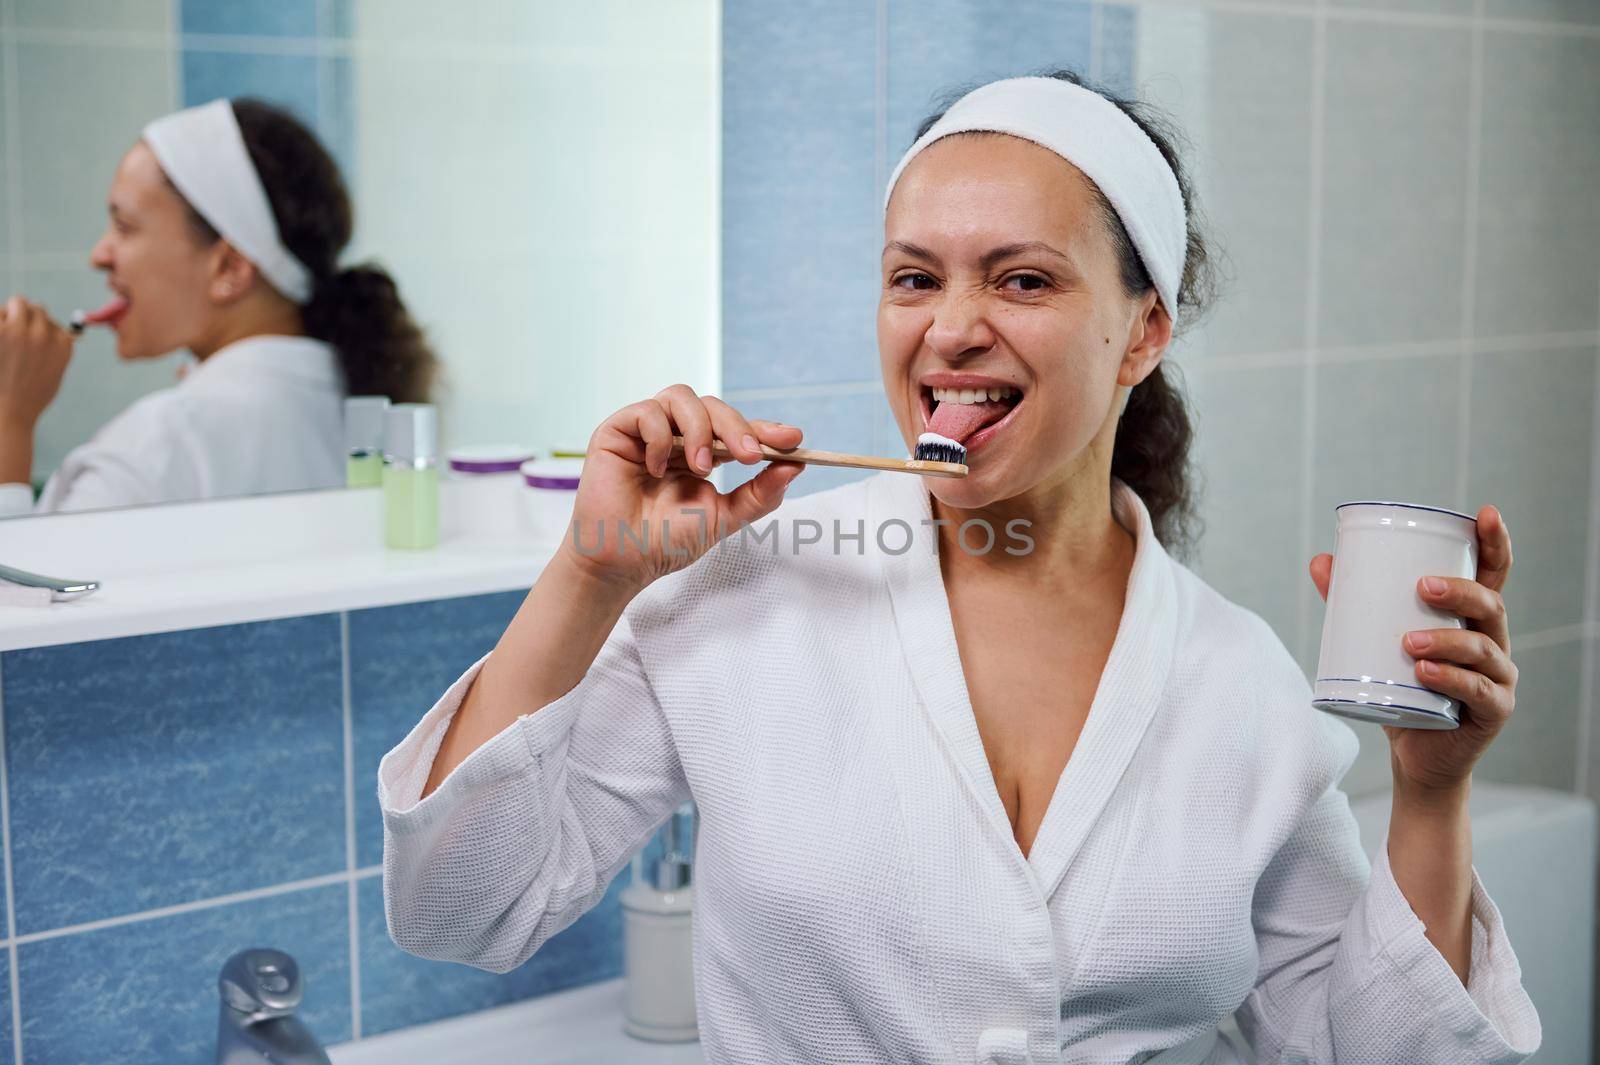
180,51,320,134
722,0,881,392
358,869,628,1036
1096,5,1140,98
0,952,12,1065
885,0,1095,155
348,591,528,868
3,616,345,933
719,391,881,497
18,885,349,1061
180,0,319,38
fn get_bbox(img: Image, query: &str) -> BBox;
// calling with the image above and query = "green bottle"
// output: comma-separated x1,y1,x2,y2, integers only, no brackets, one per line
344,396,390,488
383,403,439,549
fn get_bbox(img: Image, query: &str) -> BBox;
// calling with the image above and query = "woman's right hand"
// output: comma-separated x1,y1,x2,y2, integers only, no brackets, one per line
559,384,806,592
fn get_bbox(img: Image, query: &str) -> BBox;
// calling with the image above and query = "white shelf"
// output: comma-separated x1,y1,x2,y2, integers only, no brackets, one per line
0,480,564,651
325,978,703,1065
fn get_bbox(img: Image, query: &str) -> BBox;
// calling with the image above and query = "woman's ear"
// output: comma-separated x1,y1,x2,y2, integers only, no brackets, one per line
1116,289,1171,389
207,240,259,304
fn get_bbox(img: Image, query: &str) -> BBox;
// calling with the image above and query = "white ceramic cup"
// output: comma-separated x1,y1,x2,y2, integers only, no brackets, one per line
1312,501,1478,730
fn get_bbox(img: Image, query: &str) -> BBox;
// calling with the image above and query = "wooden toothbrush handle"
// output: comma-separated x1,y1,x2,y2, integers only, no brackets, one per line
668,436,966,478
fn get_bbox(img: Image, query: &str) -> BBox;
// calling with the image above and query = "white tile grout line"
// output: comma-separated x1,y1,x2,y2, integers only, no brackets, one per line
1,0,24,1050
0,4,1590,48
874,0,887,202
2,0,21,359
1454,0,1484,516
1580,291,1600,799
1089,2,1104,84
340,611,362,1039
710,0,724,404
1296,0,1327,669
0,867,384,949
0,655,22,1065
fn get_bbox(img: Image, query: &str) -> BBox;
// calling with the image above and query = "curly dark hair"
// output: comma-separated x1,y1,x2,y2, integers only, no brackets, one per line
170,97,439,405
913,69,1223,561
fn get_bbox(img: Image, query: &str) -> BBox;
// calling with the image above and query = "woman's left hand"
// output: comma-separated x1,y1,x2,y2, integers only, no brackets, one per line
1309,505,1517,796
0,296,74,429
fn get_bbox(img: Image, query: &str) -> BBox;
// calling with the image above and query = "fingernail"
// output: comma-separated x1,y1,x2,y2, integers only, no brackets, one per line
696,446,712,471
1423,577,1446,595
1419,660,1437,675
743,434,760,454
1407,631,1431,651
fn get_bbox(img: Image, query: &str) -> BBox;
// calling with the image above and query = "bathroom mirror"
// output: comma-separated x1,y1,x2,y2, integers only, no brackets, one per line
1,0,717,519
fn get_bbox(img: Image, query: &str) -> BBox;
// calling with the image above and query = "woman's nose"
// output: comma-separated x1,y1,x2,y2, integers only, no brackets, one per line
89,234,113,269
923,292,996,360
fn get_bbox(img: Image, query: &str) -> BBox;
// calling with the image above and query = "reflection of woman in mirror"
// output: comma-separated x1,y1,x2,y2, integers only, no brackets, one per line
0,97,438,516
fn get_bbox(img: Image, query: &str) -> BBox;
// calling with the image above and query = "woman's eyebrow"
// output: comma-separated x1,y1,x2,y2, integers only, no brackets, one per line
980,241,1074,271
883,240,942,267
883,239,1078,274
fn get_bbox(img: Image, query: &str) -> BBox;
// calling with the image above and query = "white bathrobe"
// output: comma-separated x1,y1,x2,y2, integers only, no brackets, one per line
377,470,1542,1065
0,334,344,517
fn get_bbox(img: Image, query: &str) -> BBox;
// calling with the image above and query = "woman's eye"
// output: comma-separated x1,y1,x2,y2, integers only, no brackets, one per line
893,273,937,291
1003,273,1049,292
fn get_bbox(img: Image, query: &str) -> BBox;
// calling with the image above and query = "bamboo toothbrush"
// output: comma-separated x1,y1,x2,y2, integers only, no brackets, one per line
670,435,968,478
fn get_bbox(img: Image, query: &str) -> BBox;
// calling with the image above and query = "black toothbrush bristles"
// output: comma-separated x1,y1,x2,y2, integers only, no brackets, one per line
914,436,967,466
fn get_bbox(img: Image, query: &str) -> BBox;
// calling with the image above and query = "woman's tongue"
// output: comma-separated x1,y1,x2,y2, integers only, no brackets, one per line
85,296,130,325
927,397,1012,444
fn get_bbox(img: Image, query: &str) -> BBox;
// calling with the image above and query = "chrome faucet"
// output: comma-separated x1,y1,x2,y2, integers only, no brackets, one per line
216,948,331,1065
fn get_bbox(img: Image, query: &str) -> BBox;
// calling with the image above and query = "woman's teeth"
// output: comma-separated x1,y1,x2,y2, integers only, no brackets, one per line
931,386,1015,404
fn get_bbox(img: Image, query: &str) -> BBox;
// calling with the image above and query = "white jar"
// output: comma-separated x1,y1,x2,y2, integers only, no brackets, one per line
446,446,536,539
520,457,583,546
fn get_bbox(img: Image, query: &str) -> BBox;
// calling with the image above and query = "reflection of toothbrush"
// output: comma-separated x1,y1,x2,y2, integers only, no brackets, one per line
68,297,128,335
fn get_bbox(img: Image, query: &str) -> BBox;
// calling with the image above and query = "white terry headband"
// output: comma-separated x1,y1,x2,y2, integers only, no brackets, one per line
883,76,1186,319
142,98,313,304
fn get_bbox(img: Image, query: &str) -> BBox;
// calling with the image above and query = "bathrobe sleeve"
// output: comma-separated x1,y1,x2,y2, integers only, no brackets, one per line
1236,775,1543,1063
14,391,201,515
376,606,691,974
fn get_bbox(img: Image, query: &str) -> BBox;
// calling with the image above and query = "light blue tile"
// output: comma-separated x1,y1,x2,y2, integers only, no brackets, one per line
722,0,880,391
1095,4,1139,98
180,0,318,37
718,391,880,497
1130,7,1315,360
12,0,170,32
0,952,12,1065
0,51,7,257
1309,354,1462,553
320,56,357,184
1319,22,1472,348
1327,0,1471,12
1474,639,1583,792
1466,346,1596,633
324,0,355,39
180,50,319,132
1185,361,1307,661
17,42,173,255
1485,0,1600,23
358,868,628,1036
18,885,350,1061
349,591,529,869
1474,33,1600,339
3,616,345,933
886,0,1094,156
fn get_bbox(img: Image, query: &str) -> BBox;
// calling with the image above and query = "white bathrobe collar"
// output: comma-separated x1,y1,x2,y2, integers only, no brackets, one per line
868,470,1179,900
180,334,342,392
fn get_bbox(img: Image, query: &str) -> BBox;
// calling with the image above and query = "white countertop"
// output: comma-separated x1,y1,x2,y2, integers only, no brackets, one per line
0,478,563,651
326,978,704,1065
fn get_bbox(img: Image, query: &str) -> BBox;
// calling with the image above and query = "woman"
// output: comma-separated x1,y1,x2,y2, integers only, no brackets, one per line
377,72,1539,1064
0,97,436,516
